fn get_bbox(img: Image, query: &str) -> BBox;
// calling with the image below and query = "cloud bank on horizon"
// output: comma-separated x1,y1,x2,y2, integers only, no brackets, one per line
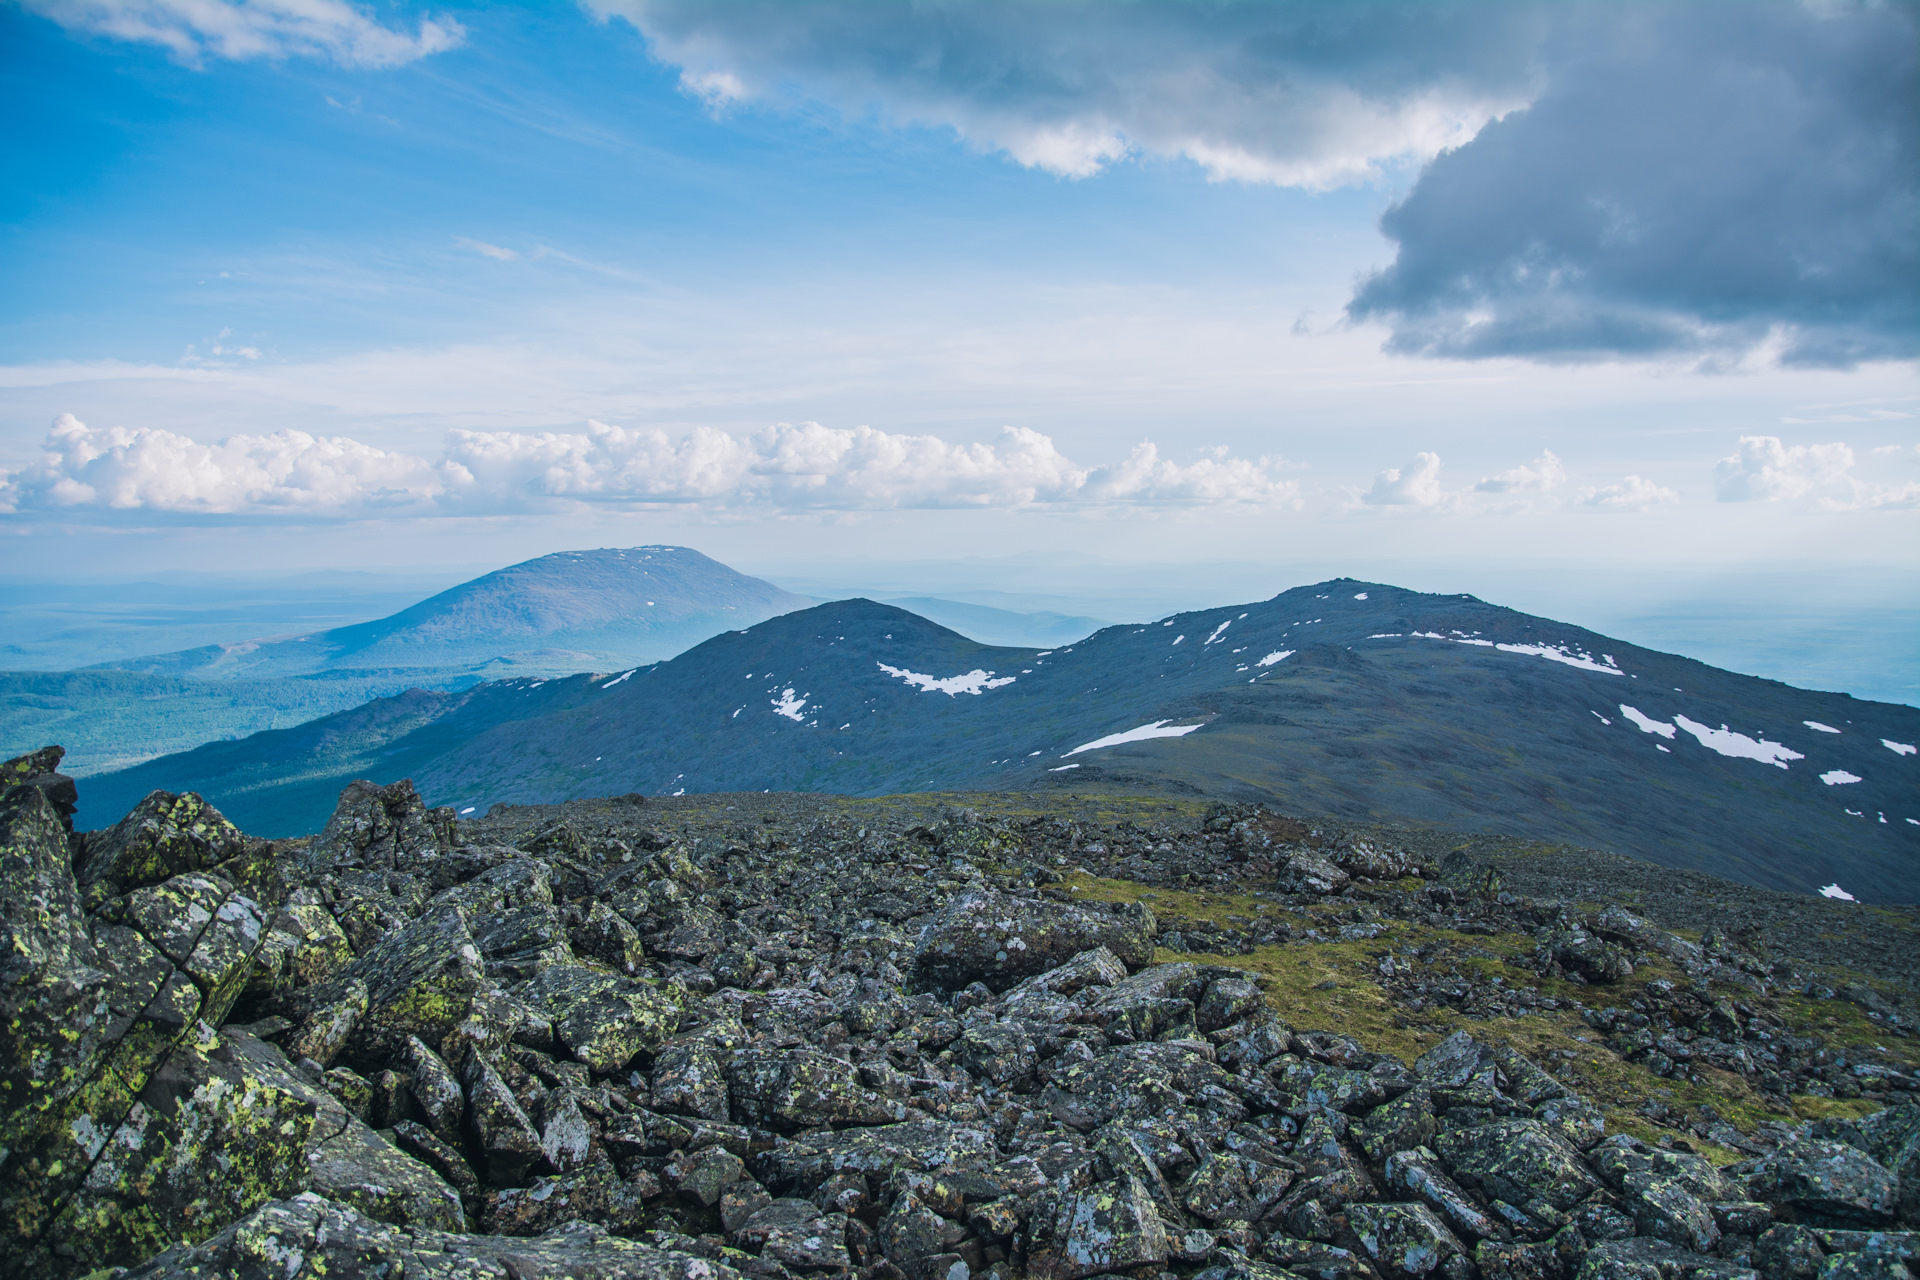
596,0,1918,369
9,413,1910,522
0,414,1299,517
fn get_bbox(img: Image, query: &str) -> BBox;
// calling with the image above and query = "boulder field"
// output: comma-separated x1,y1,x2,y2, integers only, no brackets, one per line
1,746,1916,1280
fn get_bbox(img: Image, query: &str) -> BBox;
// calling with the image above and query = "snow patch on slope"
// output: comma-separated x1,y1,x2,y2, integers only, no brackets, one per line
877,663,1015,696
1672,715,1805,769
1410,632,1623,674
1066,720,1204,757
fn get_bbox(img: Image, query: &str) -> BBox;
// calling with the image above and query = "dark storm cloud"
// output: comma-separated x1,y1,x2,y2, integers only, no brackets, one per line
1348,4,1918,367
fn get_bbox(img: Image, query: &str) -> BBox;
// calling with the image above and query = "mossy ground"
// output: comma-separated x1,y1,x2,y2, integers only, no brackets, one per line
1061,869,1920,1159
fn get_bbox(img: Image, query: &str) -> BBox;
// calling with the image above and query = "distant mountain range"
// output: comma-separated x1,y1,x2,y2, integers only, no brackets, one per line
0,547,811,774
82,580,1919,903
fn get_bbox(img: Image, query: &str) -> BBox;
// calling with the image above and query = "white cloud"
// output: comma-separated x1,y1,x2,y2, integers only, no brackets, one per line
455,237,520,262
1362,451,1448,507
22,0,464,68
1713,434,1920,510
589,1,1538,189
0,414,1295,519
1474,450,1565,494
1580,476,1679,508
0,413,452,515
1714,435,1855,502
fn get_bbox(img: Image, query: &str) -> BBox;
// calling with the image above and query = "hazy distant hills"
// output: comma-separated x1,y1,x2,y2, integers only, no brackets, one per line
93,546,811,678
83,580,1919,902
1,547,810,774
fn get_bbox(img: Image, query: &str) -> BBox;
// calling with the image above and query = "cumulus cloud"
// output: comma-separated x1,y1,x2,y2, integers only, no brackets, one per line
1580,476,1678,508
1713,434,1920,510
588,0,1542,190
1361,448,1568,512
0,413,453,514
1713,436,1856,503
21,0,464,68
1474,450,1565,494
1350,3,1917,367
0,415,1295,518
1362,452,1449,508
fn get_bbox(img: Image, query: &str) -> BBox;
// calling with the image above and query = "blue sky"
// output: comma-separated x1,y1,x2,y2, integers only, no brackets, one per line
1,0,1915,590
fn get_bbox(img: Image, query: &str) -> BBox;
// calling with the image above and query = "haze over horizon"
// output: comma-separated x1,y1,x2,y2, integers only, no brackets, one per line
3,0,1915,633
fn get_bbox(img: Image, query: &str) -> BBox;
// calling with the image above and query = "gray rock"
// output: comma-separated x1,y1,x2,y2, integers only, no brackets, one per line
1027,1174,1171,1280
1575,1236,1758,1280
1345,1201,1473,1280
121,1191,739,1280
1384,1146,1501,1241
1752,1140,1900,1228
1624,1172,1722,1254
912,889,1156,992
1435,1118,1604,1212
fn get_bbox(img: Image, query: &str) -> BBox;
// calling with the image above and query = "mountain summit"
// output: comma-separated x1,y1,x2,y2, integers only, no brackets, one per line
94,546,811,678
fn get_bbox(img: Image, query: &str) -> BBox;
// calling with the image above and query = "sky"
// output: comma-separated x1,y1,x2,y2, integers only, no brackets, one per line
1,0,1916,600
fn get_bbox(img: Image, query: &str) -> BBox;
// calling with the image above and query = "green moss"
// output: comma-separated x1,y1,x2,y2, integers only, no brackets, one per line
1054,868,1894,1152
1789,1095,1883,1123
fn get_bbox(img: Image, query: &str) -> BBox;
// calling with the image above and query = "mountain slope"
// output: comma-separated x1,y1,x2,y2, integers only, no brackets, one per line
85,580,1920,900
74,674,607,835
91,546,810,678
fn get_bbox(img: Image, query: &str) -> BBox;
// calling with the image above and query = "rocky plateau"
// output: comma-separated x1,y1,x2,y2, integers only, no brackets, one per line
3,744,1917,1280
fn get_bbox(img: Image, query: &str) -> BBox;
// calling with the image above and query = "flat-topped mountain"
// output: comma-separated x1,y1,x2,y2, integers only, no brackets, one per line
86,580,1919,902
92,545,812,679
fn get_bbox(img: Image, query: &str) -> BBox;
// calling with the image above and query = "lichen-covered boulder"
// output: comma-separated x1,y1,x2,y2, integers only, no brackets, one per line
517,963,680,1074
760,1120,998,1196
1434,1118,1604,1211
727,1046,910,1129
74,790,251,903
2,746,77,829
574,900,647,975
953,1021,1039,1086
1591,1135,1741,1202
483,1166,650,1237
0,781,107,1146
316,906,487,1062
652,1041,731,1121
245,903,354,1007
1749,1139,1900,1228
307,1118,467,1232
1027,1174,1171,1280
118,1191,744,1280
1182,1150,1294,1223
1383,1147,1500,1241
1279,849,1350,895
1345,1202,1473,1280
464,1054,546,1185
1574,1235,1758,1280
1542,927,1636,983
1354,1086,1439,1161
911,888,1156,991
1624,1173,1723,1254
736,1198,854,1271
305,777,457,875
29,1022,317,1279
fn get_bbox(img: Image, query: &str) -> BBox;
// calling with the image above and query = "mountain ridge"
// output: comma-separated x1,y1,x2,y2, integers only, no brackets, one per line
81,579,1920,902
